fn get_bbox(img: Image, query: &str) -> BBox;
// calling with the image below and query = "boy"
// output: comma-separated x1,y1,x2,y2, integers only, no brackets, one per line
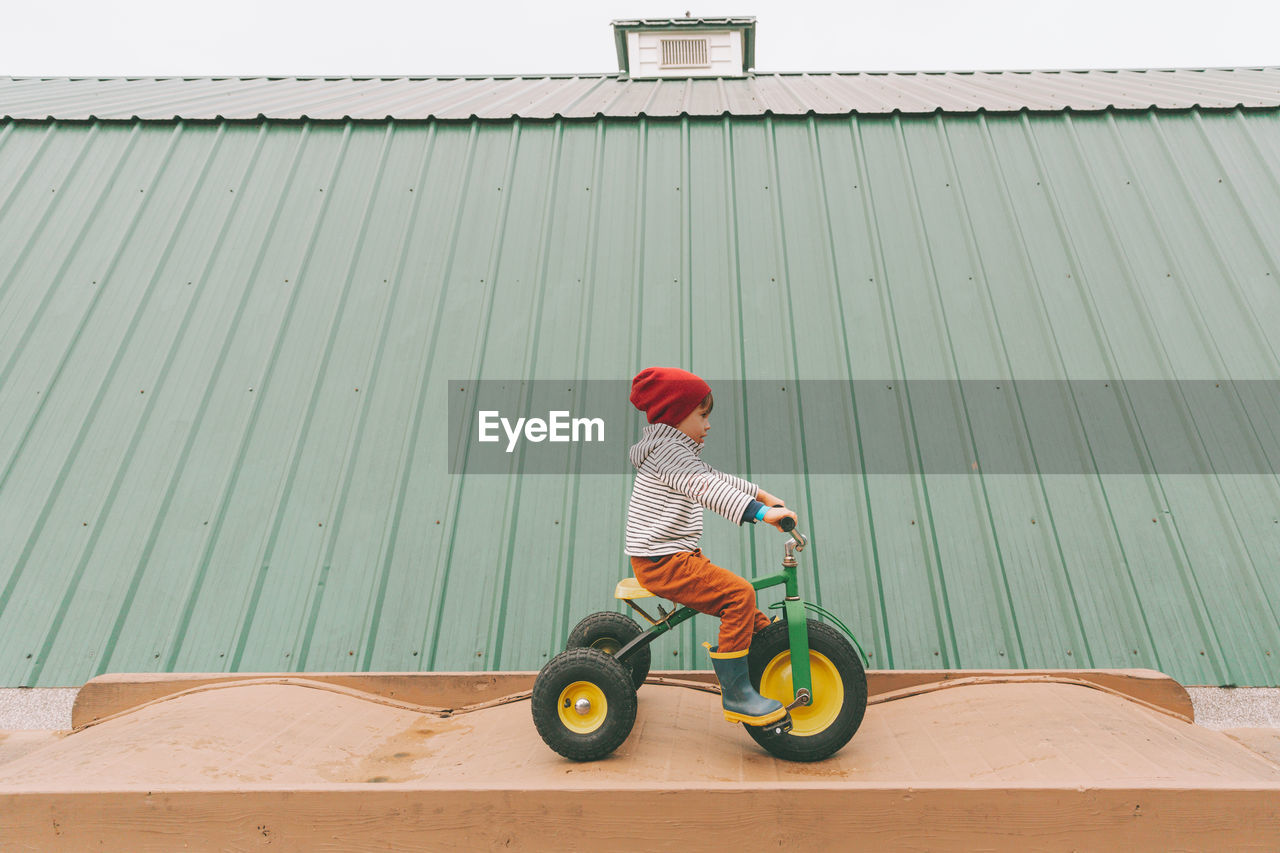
625,366,798,726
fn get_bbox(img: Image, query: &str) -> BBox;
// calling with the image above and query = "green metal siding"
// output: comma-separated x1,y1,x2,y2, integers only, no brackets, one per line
0,111,1278,688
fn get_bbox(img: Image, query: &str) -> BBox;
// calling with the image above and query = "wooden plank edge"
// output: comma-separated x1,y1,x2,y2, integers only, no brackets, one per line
3,787,1276,851
72,668,1191,730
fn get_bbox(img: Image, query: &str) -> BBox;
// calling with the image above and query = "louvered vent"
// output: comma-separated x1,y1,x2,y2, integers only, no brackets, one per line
660,38,710,69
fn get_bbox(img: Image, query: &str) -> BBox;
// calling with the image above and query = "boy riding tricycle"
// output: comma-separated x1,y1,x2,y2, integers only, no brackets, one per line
531,368,868,762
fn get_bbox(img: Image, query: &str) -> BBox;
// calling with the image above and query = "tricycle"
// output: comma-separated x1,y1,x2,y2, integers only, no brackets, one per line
531,516,868,761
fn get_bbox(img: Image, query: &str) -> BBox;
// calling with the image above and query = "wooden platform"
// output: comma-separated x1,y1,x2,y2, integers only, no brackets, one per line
2,671,1277,851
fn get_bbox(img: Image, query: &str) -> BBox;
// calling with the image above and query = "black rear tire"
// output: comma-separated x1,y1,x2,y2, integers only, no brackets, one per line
744,618,867,762
566,611,651,690
531,648,637,761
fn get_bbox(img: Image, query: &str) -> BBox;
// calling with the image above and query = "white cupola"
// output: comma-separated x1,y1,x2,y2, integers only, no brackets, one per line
611,16,756,79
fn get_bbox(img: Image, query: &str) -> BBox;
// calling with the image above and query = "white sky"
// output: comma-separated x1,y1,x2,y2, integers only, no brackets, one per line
4,0,1278,77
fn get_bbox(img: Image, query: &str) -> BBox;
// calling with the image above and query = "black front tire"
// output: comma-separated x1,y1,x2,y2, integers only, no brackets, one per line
531,648,637,761
744,618,867,762
566,611,651,690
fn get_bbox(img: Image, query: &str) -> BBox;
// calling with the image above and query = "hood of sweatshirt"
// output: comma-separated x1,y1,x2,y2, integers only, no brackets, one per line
629,422,702,470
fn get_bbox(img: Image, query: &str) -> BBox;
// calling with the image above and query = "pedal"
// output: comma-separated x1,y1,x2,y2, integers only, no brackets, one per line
755,712,792,736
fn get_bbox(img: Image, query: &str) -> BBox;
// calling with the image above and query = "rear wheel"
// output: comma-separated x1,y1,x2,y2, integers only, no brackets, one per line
567,611,650,690
744,618,867,762
531,648,637,761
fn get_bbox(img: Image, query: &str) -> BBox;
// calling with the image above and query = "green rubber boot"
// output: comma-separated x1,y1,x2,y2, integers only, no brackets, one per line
707,645,787,726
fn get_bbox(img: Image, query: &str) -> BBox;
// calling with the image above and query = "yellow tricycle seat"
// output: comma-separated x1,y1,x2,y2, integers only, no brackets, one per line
614,577,657,600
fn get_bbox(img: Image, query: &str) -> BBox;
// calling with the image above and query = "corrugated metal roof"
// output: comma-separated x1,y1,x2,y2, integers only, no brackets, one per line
2,69,1278,121
2,109,1280,689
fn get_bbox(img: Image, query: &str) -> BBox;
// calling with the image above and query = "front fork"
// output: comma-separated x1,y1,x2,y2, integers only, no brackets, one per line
753,555,812,709
782,597,813,708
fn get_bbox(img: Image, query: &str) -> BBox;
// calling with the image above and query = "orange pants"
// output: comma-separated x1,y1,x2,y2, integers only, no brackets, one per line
629,549,770,654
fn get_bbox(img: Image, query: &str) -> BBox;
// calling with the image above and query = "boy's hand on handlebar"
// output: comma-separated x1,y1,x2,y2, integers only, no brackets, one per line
757,489,785,508
763,507,798,532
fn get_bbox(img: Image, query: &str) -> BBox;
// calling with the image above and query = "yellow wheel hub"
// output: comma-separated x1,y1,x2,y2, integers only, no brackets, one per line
557,681,608,734
589,638,620,655
759,650,843,737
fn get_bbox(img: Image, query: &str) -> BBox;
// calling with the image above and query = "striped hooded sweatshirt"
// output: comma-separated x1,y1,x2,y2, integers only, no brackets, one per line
624,423,759,556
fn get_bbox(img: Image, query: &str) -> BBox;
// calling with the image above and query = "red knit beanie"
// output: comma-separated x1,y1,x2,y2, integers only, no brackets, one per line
629,367,712,427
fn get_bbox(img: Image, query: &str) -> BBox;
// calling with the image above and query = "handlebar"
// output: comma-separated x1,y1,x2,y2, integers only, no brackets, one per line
772,505,805,551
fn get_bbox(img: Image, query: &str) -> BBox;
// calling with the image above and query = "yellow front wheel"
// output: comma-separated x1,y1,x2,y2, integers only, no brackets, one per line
759,649,844,737
746,619,867,761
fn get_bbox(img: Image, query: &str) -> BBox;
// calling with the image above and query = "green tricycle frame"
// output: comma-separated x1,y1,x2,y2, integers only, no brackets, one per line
531,519,870,762
612,525,868,711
